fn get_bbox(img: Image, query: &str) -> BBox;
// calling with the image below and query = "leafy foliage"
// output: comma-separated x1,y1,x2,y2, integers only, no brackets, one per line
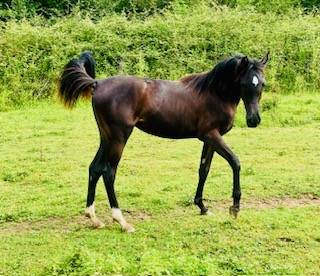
0,1,319,110
1,0,319,20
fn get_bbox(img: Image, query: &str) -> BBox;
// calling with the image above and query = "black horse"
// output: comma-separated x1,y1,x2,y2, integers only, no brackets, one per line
59,52,268,232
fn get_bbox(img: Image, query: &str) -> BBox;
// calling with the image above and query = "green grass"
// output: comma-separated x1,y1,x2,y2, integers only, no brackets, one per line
0,94,320,275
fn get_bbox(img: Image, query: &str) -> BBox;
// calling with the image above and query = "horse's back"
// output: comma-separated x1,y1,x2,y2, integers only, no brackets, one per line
92,76,182,116
135,79,201,138
91,75,200,139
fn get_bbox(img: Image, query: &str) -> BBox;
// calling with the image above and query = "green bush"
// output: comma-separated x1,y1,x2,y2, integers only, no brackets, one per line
218,0,320,12
0,4,320,110
301,0,320,9
2,0,319,20
237,0,301,13
0,0,176,19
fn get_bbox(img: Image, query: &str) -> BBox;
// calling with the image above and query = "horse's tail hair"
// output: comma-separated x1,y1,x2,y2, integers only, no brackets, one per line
58,51,97,108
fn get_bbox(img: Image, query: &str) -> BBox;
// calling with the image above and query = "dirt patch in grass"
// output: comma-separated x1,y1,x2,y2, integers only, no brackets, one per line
0,209,151,235
0,215,87,235
246,194,320,209
0,196,319,235
123,209,152,220
205,194,320,210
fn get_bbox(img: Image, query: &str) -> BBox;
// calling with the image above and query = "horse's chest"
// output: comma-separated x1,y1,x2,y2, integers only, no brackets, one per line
205,106,234,136
220,119,234,135
219,104,236,134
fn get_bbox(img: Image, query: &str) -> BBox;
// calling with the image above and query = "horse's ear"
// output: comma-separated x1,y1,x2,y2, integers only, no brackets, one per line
236,56,249,77
260,51,270,66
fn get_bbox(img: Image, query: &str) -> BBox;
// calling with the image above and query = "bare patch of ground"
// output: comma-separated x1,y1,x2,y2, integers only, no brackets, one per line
0,209,151,235
123,209,152,220
204,194,320,210
0,195,319,235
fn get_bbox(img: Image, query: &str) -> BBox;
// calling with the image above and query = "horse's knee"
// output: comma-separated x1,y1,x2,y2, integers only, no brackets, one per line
102,163,115,182
89,163,98,175
198,164,210,181
89,160,108,177
231,157,241,173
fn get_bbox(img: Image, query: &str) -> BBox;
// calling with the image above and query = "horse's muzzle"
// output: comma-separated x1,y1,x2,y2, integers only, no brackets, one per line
246,113,261,128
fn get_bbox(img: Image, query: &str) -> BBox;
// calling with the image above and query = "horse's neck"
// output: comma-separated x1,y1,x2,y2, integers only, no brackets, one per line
180,72,241,105
213,85,241,105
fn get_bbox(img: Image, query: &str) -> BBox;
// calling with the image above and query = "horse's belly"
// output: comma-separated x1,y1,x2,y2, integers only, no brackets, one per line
135,118,197,139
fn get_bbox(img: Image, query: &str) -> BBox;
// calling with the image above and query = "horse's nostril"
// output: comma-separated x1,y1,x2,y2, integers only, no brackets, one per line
257,114,261,124
246,113,262,127
247,118,256,128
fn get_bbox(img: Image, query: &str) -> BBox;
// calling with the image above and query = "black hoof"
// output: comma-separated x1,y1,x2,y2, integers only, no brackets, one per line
229,206,240,219
200,208,209,215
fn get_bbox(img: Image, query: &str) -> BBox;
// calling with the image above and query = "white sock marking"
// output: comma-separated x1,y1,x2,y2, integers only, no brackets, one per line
85,203,96,218
112,208,134,233
85,203,104,228
112,208,126,224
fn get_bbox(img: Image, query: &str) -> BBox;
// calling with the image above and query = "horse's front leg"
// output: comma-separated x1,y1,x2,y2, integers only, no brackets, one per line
202,130,241,218
194,143,215,215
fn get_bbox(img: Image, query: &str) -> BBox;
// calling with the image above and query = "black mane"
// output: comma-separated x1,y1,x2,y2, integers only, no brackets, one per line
182,55,261,103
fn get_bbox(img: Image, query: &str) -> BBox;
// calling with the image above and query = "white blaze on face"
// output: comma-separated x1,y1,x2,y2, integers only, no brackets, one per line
252,75,259,87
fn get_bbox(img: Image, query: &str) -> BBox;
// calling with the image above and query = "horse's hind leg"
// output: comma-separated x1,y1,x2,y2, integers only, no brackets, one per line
85,141,106,228
103,139,134,233
194,143,215,215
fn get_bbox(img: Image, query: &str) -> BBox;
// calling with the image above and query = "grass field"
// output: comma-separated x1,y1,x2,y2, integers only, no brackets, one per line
0,94,320,275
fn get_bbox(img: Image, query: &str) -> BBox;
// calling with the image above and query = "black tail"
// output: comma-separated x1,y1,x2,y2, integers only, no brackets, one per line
58,51,97,108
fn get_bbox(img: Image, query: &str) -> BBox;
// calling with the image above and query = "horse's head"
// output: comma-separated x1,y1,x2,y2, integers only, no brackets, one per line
236,53,269,128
